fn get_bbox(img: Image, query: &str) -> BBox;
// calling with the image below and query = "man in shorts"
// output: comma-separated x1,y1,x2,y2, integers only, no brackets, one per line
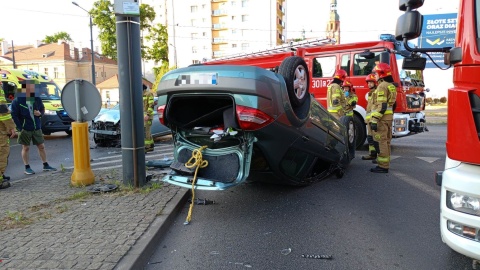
10,80,56,175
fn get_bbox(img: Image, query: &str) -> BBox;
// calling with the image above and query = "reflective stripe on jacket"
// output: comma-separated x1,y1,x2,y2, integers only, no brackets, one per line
327,83,345,112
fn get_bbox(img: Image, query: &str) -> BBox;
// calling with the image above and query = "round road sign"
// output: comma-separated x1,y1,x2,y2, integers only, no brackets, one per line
61,79,102,122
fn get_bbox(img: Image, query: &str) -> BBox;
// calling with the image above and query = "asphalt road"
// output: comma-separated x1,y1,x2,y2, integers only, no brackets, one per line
145,124,474,270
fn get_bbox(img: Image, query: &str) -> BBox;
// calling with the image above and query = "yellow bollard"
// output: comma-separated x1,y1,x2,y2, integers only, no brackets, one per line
71,121,95,186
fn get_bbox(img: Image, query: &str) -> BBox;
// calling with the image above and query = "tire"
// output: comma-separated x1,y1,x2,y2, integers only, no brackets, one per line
65,130,72,136
353,114,366,149
93,134,106,147
340,115,356,160
277,56,309,108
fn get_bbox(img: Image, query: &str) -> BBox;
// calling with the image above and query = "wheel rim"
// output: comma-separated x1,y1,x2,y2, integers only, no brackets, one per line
348,120,355,144
293,65,307,100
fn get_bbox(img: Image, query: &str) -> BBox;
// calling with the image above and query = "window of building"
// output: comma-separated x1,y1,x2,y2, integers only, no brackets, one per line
312,56,336,78
202,18,207,23
191,5,198,12
241,43,249,50
231,1,236,6
232,29,237,34
95,71,98,78
106,90,110,99
242,15,248,22
44,68,48,76
232,44,237,48
192,46,198,53
202,4,206,9
232,15,236,20
191,19,197,26
242,0,248,7
203,32,207,37
54,67,58,79
192,60,201,64
191,33,198,40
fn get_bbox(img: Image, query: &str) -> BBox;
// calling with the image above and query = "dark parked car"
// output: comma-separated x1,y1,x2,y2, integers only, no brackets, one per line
90,99,170,147
156,56,355,190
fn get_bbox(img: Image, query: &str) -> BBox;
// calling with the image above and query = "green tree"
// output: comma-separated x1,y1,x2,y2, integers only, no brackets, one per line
439,96,447,103
43,32,73,43
144,23,169,64
152,63,175,92
90,0,159,60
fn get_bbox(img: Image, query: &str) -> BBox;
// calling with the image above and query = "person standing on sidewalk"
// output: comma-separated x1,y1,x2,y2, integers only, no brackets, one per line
0,83,17,189
143,84,155,153
362,74,378,161
369,64,397,173
10,80,57,175
327,69,347,119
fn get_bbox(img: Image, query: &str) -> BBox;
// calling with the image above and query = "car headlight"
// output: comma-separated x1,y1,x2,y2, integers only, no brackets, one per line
44,109,57,115
447,191,480,216
394,118,407,126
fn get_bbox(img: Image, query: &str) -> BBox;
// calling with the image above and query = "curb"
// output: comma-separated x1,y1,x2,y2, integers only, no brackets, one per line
115,187,191,270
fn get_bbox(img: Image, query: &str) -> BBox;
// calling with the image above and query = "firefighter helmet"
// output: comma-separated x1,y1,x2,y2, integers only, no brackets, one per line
333,69,347,81
365,73,376,83
343,80,354,92
373,63,392,78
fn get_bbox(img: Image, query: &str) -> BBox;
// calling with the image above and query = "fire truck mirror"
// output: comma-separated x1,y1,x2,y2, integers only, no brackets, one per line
359,51,375,59
395,11,423,41
399,0,424,11
402,57,426,70
444,47,463,65
379,52,390,65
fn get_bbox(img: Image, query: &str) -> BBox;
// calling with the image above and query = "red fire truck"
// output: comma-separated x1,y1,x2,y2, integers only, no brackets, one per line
203,35,429,148
397,0,480,261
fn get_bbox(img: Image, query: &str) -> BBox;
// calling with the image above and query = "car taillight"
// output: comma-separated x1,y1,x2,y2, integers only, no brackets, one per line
235,105,273,131
157,105,166,125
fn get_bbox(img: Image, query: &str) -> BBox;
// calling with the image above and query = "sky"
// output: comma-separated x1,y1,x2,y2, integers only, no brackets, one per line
1,0,458,49
2,0,458,97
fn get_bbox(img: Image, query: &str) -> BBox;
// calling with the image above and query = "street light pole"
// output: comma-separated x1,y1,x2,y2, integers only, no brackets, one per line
72,1,96,85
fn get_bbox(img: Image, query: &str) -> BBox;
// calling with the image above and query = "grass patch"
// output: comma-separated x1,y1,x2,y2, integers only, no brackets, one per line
0,211,34,230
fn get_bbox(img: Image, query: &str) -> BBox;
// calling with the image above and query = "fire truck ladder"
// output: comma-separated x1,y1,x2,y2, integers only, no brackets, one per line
205,37,336,62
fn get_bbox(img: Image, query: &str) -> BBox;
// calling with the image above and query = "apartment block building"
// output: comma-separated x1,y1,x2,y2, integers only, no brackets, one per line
143,0,286,69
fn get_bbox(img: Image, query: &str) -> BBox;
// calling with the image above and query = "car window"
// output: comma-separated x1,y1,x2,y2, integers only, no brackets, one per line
312,56,336,78
353,52,381,76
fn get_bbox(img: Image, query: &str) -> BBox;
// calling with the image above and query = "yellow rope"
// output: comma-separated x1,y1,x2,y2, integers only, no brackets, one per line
184,145,208,225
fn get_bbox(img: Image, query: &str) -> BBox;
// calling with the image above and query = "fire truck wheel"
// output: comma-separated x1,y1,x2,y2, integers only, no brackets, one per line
278,56,309,108
340,115,356,160
353,114,366,149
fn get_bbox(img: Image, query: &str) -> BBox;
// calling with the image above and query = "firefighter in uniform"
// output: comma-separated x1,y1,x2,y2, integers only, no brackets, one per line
143,84,155,152
0,84,17,189
342,80,358,117
327,69,347,119
362,74,378,161
370,63,397,173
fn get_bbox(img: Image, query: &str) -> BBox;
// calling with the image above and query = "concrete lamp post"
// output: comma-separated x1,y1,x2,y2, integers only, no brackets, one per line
72,1,96,86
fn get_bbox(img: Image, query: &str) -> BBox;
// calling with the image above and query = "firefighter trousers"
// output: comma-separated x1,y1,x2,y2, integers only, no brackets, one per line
144,119,154,151
0,133,10,177
372,119,392,169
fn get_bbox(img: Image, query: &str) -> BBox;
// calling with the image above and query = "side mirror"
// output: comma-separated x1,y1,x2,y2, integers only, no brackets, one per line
425,88,430,92
395,11,423,40
379,51,390,65
402,57,427,70
444,47,463,65
359,50,375,59
399,0,424,11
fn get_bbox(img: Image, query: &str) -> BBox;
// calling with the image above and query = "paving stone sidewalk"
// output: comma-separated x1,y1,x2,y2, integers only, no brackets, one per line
0,165,188,270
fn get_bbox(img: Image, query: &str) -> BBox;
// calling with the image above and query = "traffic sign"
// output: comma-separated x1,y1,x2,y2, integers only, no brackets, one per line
61,79,102,122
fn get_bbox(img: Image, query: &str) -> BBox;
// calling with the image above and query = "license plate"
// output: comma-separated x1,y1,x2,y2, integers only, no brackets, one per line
412,101,420,106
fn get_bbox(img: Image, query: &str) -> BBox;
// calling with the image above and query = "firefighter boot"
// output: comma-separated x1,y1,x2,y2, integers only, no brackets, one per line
361,155,376,160
145,145,154,153
0,178,11,189
370,166,388,173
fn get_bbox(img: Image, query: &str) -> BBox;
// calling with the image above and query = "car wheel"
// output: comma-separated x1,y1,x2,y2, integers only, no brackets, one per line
353,114,366,149
93,134,106,147
43,131,51,136
65,130,72,136
340,115,356,160
278,56,309,108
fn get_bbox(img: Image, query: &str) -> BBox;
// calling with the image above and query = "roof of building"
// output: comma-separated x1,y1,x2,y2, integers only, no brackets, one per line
0,41,117,65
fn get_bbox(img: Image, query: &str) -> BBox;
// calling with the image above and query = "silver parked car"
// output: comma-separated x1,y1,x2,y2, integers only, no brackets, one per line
90,98,170,147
